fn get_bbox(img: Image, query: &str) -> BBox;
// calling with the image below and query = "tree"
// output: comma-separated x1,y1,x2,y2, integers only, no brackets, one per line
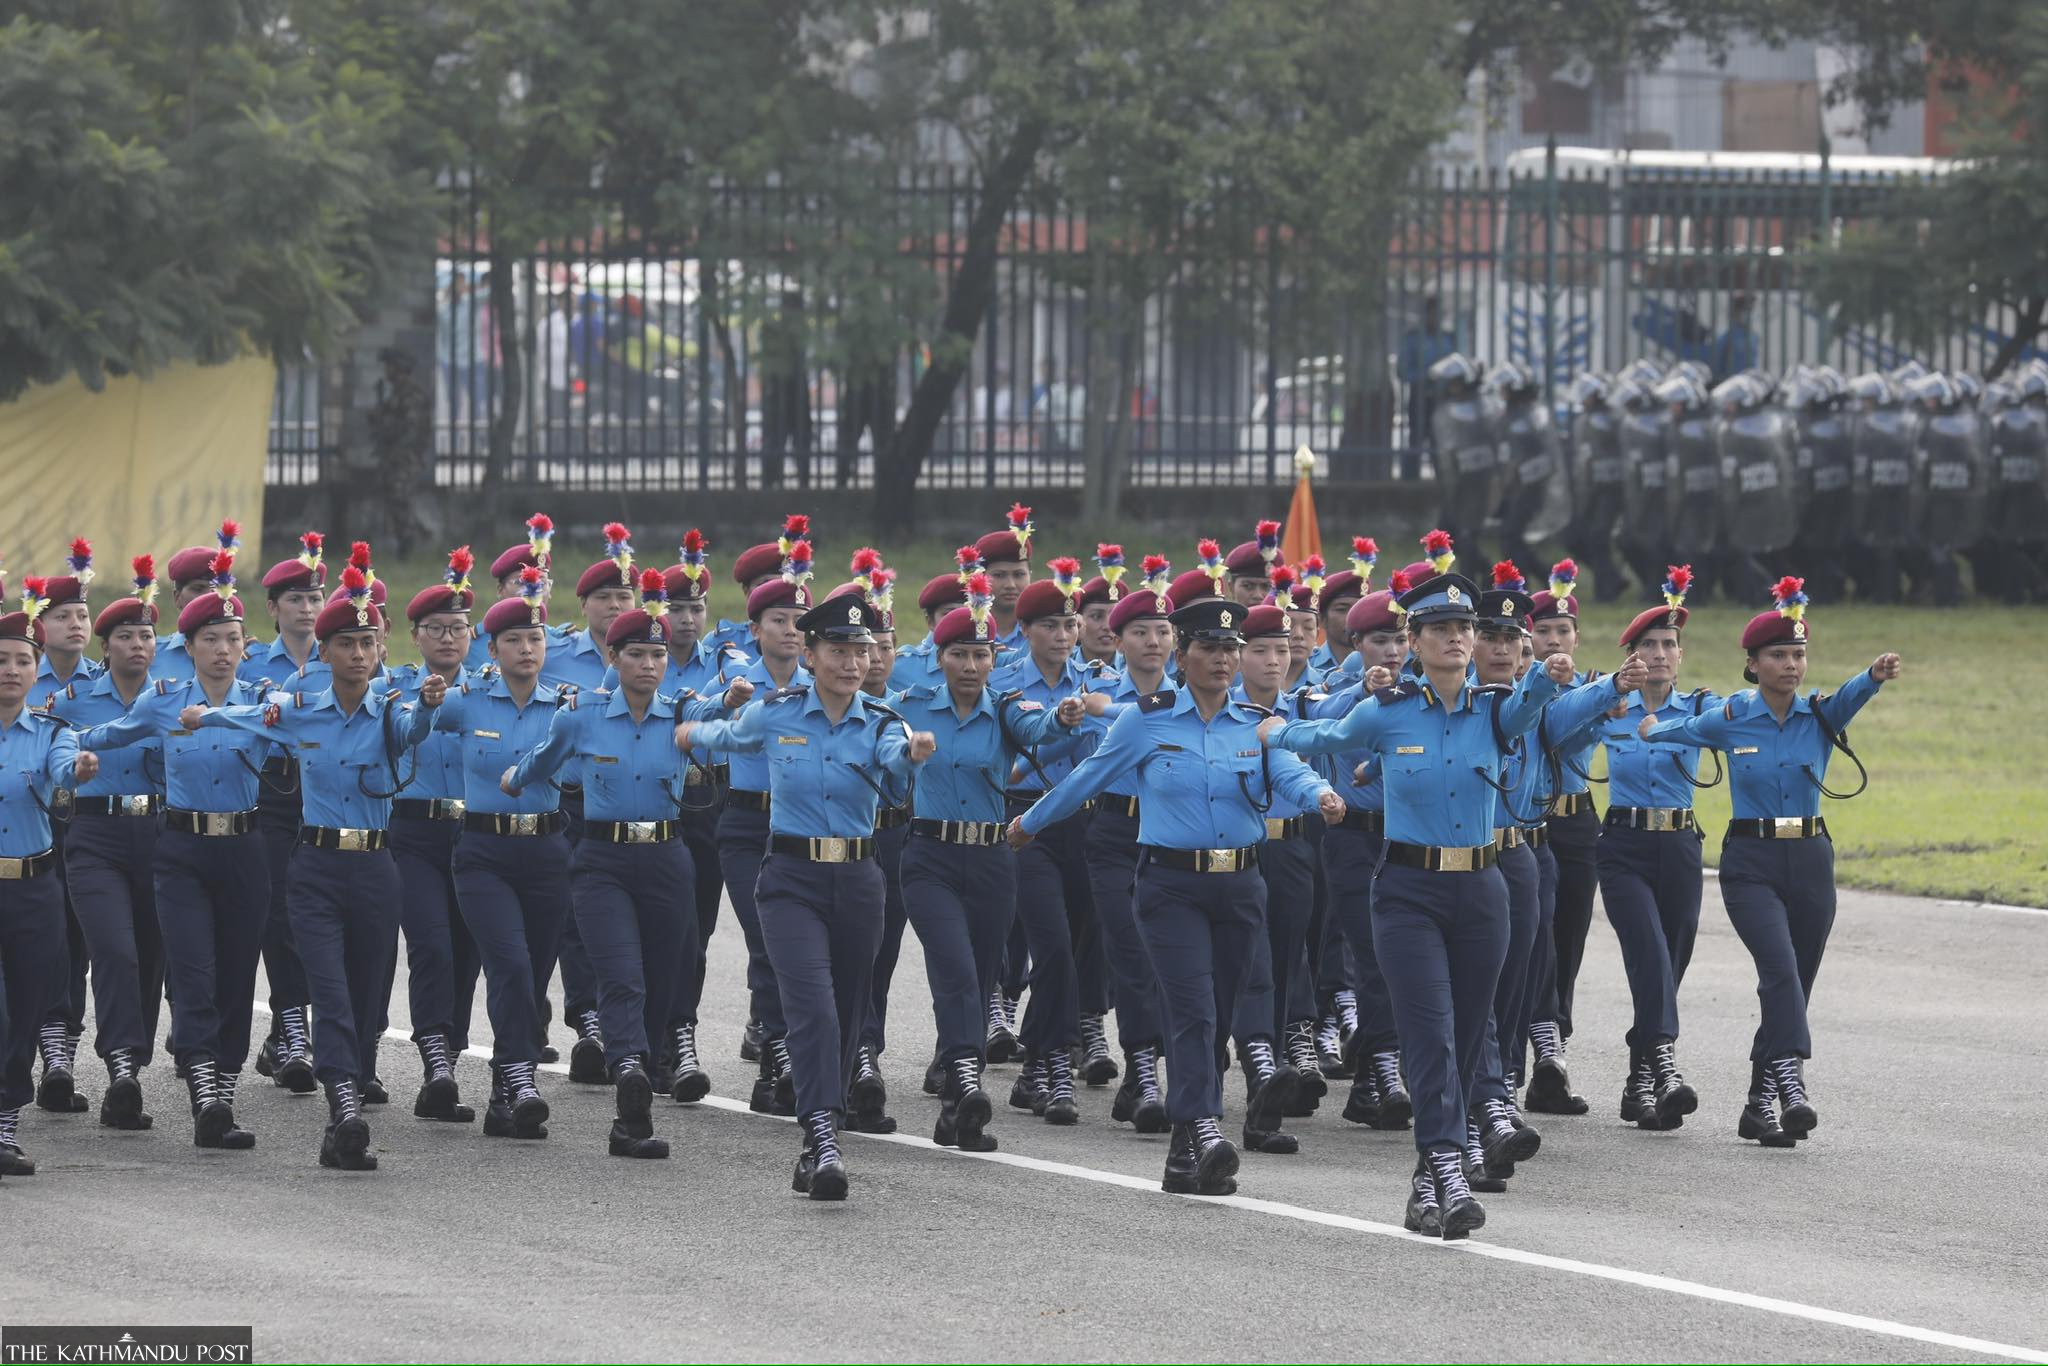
1809,4,2048,377
0,4,427,403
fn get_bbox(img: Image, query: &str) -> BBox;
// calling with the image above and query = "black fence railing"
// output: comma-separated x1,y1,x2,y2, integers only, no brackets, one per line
270,153,2018,492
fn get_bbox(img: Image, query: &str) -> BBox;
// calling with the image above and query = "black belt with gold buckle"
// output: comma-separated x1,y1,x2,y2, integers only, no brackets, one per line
685,762,730,788
393,797,467,822
910,819,1007,846
1263,816,1305,842
72,795,162,818
1336,809,1385,835
1098,794,1141,819
726,788,771,812
300,826,389,853
1007,789,1093,815
589,819,682,844
1607,806,1697,833
1727,817,1829,840
1549,792,1594,819
874,804,912,830
462,811,568,837
1144,845,1259,873
1384,840,1498,872
0,849,57,879
164,809,256,837
770,834,876,863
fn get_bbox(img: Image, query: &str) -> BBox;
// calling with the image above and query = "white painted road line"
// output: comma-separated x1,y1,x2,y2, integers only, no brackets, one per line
1698,866,2047,916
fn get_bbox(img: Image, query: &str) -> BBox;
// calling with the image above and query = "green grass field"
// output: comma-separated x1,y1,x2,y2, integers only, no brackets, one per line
370,542,2047,907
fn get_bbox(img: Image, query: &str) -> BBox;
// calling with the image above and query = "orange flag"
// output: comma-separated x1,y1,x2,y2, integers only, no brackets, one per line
1281,445,1322,566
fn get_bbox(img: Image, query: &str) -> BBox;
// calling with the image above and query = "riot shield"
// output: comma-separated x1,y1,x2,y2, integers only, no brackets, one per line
1431,392,1502,538
1571,406,1627,546
1852,404,1920,545
1665,408,1723,557
1498,394,1572,543
1717,404,1799,554
1985,401,2048,544
1916,407,1988,549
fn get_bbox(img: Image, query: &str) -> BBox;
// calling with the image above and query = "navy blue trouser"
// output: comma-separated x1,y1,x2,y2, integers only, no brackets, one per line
154,828,268,1070
1134,858,1265,1121
999,913,1029,1000
382,815,479,1049
1234,833,1316,1044
1,873,67,1110
668,793,726,1029
1083,808,1162,1052
716,803,785,1033
1718,835,1837,1061
863,818,910,1054
1008,804,1086,1053
1322,824,1398,1054
570,837,693,1070
754,853,884,1117
257,784,309,1011
1371,861,1510,1152
555,788,598,1024
62,813,164,1063
1304,819,1348,1000
1474,841,1541,1105
1597,823,1704,1048
1542,804,1601,1039
286,845,402,1085
899,835,1015,1063
47,810,87,1035
454,829,572,1066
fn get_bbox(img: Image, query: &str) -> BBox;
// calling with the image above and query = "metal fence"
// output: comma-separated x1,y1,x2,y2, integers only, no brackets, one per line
269,150,2013,492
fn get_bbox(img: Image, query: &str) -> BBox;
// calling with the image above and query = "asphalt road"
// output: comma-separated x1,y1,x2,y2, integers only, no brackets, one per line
3,877,2044,1364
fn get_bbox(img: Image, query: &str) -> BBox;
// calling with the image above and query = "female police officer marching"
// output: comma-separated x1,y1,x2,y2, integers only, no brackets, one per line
501,571,749,1160
1640,577,1900,1147
892,577,1093,1152
1259,571,1604,1238
1010,597,1342,1198
675,579,935,1201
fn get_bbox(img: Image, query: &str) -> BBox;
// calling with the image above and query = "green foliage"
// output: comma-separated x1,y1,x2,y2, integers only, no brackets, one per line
0,3,429,401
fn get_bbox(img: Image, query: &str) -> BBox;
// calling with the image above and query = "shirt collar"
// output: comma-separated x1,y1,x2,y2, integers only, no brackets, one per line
603,688,676,720
3,707,39,734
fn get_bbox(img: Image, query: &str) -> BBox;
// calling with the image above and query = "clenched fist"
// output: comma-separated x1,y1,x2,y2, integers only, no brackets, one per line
1544,653,1576,684
907,730,938,763
1870,653,1902,682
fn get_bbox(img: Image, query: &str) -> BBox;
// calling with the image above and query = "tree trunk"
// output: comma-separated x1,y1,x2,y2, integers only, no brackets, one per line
877,121,1046,536
1987,294,2046,380
701,264,748,486
482,246,522,498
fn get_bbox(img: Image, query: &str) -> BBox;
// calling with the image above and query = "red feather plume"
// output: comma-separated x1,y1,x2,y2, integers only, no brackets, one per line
638,568,666,596
69,536,92,561
783,514,810,539
1141,553,1169,575
1422,529,1453,554
1492,560,1521,586
602,522,629,544
1772,575,1806,601
681,528,705,554
1389,569,1413,594
955,546,980,568
348,541,372,570
850,547,883,575
1197,538,1221,559
341,565,367,592
1270,565,1298,589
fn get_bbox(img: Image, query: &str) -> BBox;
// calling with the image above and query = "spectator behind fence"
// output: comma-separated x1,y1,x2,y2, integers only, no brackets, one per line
1712,294,1759,384
1398,296,1458,480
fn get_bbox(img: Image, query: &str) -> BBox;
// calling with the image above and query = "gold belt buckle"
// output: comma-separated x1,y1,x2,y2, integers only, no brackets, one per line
0,857,25,879
626,821,658,843
121,795,153,816
203,812,231,836
440,799,466,820
1206,848,1237,872
512,813,541,835
336,828,370,852
1772,817,1804,838
817,836,848,862
1264,818,1287,841
1437,845,1475,872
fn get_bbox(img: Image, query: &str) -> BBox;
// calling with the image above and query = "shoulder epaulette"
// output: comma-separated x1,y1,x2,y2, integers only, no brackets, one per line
565,692,579,710
768,685,810,704
902,683,939,703
1237,699,1274,718
152,679,170,696
557,681,579,696
62,683,78,701
1474,682,1514,698
459,680,473,695
1138,689,1177,713
1371,682,1420,704
862,697,905,723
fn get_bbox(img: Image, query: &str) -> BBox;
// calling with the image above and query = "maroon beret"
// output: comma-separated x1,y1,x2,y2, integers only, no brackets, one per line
406,584,475,623
1620,604,1688,648
1397,560,1435,586
482,595,548,637
1317,570,1365,606
1741,609,1809,652
1527,590,1578,623
1167,568,1223,609
974,530,1030,565
605,609,669,649
327,578,387,609
1014,578,1081,623
1109,583,1175,634
732,542,783,587
746,578,812,620
92,598,159,637
1240,604,1289,638
166,546,215,585
1078,576,1119,610
1225,540,1284,577
314,596,383,641
490,543,540,580
0,611,45,650
661,565,710,603
932,605,1002,649
917,573,969,615
263,561,325,593
40,576,87,608
575,559,633,598
177,592,245,638
1346,590,1403,636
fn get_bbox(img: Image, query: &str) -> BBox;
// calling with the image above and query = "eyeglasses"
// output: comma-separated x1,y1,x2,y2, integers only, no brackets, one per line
416,624,471,641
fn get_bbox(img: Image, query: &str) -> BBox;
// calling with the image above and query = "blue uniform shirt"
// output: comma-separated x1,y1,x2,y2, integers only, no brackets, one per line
1270,668,1615,847
667,637,752,699
901,683,1077,824
706,617,758,663
1021,689,1332,849
1597,687,1723,810
0,707,82,855
197,685,433,830
1232,684,1323,820
537,627,614,788
717,656,811,794
426,672,568,815
1644,669,1884,820
1550,668,1606,797
888,636,942,693
47,674,163,798
385,663,469,801
73,677,279,812
33,654,101,709
238,636,328,691
1304,680,1383,811
1078,665,1172,801
990,651,1096,788
509,687,727,823
151,633,196,682
679,686,921,839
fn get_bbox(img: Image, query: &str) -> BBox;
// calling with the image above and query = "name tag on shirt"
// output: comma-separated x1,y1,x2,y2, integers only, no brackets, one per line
298,742,320,751
778,736,809,746
592,755,619,764
1236,749,1260,758
169,728,192,737
1155,743,1185,752
1733,746,1760,756
1395,745,1425,755
474,730,501,739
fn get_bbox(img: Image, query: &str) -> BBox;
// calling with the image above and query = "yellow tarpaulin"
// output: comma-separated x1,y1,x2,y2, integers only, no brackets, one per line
0,358,274,594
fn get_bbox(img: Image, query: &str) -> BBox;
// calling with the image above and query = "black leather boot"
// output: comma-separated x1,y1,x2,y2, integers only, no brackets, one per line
1768,1055,1817,1137
608,1057,668,1158
188,1057,253,1150
1429,1147,1485,1240
1040,1048,1078,1126
1161,1121,1201,1193
1738,1060,1798,1148
99,1048,152,1130
1649,1038,1698,1128
670,1022,710,1103
985,991,1022,1064
0,1107,36,1175
318,1078,376,1170
1402,1154,1441,1236
1365,1050,1412,1130
1077,1014,1119,1086
1524,1021,1588,1115
35,1021,87,1113
1621,1048,1659,1126
568,1009,608,1084
795,1110,848,1201
1237,1037,1297,1154
847,1045,896,1133
274,1007,317,1093
412,1035,475,1122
